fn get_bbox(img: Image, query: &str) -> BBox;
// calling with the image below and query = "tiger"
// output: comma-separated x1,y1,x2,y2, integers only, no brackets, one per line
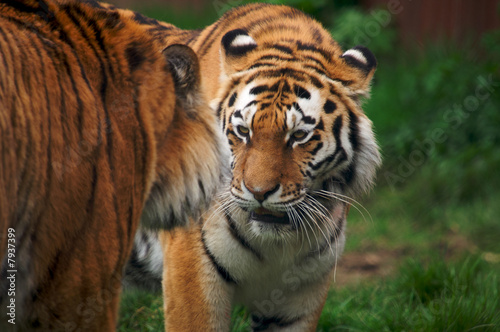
124,3,382,331
0,0,223,330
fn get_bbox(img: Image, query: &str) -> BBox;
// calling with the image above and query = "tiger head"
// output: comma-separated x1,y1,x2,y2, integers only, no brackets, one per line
213,29,381,239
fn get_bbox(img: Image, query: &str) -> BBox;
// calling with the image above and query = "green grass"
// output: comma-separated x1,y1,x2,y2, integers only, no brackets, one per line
119,257,500,331
118,1,500,330
317,257,500,331
118,290,164,331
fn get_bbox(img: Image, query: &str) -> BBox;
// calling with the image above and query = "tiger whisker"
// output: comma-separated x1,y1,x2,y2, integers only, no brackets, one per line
312,190,373,224
302,195,341,257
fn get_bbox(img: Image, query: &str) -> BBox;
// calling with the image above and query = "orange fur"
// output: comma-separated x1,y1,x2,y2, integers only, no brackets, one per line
0,0,221,330
161,229,214,331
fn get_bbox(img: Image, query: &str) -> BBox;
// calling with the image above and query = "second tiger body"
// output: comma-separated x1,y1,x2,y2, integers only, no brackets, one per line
127,4,382,331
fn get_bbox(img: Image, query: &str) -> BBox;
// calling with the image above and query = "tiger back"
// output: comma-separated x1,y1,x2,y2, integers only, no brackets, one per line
0,0,222,330
125,3,381,331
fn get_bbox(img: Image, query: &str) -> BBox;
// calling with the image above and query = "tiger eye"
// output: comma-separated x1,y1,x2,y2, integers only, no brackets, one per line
237,125,250,136
292,130,307,140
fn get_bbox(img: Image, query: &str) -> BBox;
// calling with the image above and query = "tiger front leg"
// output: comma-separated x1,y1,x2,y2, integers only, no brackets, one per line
160,226,234,332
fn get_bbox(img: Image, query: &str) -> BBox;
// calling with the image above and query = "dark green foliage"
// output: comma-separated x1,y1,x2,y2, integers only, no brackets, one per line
368,32,500,203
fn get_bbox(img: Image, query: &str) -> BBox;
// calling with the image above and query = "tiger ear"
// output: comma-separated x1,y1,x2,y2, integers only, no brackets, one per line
340,45,377,98
163,44,201,107
220,29,257,76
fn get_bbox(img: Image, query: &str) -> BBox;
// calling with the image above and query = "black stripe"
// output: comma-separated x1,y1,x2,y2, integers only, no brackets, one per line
185,29,202,46
323,100,337,114
303,64,329,77
126,193,135,253
218,87,233,114
260,102,271,109
292,102,302,113
102,10,122,30
131,84,149,242
80,0,105,9
244,100,257,108
222,109,226,132
250,85,270,95
251,314,302,330
125,42,146,72
233,110,243,119
60,53,85,137
201,232,238,284
249,62,274,70
60,6,108,139
47,249,63,280
228,92,237,107
282,80,291,93
257,54,291,62
148,24,175,39
32,36,54,222
332,115,343,140
309,134,321,142
1,26,39,226
315,119,324,131
244,66,309,83
132,11,160,26
308,116,346,171
296,41,332,62
0,31,9,82
252,22,300,39
309,146,346,172
132,84,148,195
310,75,324,88
225,212,264,261
294,84,311,99
302,116,315,124
304,55,328,72
311,26,324,44
1,0,43,16
67,4,118,80
310,142,324,156
264,68,307,81
35,29,70,181
271,44,293,54
279,6,304,19
196,19,223,57
225,43,257,57
216,101,223,118
341,162,356,185
348,109,360,151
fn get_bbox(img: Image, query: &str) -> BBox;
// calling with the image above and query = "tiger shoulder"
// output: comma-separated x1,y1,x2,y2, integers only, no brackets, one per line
0,0,222,330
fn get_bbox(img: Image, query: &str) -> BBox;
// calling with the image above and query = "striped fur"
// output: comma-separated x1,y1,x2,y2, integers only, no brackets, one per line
0,0,222,330
127,3,381,331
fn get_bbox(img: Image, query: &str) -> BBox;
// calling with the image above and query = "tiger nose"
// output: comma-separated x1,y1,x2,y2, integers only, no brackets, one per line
244,182,280,203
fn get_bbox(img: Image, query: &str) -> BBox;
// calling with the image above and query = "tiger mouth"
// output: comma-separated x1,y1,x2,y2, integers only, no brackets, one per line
250,208,290,224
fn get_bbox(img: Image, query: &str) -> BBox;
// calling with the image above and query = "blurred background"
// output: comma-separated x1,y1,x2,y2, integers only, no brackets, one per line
114,0,500,330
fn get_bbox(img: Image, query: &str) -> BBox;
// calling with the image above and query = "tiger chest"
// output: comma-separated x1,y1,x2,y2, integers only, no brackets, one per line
202,212,342,312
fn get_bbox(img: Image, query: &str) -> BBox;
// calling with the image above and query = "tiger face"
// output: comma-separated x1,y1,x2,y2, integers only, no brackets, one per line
215,30,381,237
